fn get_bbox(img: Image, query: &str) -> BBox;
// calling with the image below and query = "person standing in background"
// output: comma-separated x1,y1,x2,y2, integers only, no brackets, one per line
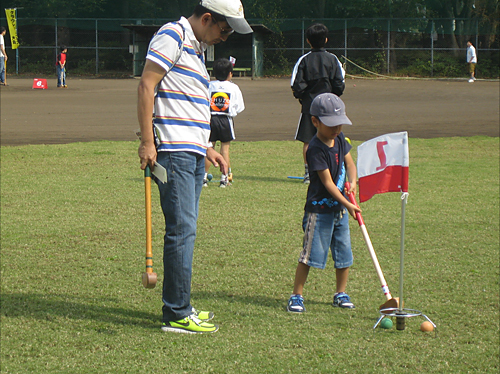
56,45,68,88
291,24,345,184
466,41,477,83
0,27,8,86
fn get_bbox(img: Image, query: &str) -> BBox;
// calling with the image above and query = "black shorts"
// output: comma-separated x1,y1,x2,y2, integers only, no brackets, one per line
295,113,316,143
209,115,235,143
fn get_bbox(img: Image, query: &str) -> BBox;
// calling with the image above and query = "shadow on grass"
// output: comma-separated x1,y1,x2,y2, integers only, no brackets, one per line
1,290,375,330
192,290,308,309
1,292,160,329
191,290,376,322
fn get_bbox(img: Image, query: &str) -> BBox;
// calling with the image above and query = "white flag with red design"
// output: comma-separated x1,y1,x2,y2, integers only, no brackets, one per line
357,131,409,202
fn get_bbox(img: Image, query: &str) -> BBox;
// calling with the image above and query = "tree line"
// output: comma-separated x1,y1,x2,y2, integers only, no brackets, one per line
3,0,497,22
3,0,498,48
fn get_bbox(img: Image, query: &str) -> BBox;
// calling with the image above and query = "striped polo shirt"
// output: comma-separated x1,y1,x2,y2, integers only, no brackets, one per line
146,17,211,156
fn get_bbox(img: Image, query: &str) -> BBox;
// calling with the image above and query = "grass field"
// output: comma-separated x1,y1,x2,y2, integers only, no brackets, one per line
1,137,499,373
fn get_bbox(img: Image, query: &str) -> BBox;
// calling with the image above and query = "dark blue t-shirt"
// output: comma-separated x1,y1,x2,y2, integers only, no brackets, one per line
305,132,352,213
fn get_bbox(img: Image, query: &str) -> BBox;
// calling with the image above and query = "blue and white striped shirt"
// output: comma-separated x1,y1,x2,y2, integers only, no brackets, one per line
147,17,211,156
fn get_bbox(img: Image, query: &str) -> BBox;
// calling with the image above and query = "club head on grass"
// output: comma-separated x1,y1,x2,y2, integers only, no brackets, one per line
379,297,399,312
142,272,157,288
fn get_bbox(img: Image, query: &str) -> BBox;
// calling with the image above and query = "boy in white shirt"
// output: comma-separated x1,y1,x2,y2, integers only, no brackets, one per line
204,57,245,187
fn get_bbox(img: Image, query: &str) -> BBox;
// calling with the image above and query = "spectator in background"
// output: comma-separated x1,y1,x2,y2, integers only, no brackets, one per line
56,45,68,88
204,57,245,188
0,27,8,86
291,23,345,184
466,41,477,83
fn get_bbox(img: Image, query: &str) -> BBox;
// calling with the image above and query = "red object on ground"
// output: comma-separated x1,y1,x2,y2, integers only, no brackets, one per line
33,79,48,89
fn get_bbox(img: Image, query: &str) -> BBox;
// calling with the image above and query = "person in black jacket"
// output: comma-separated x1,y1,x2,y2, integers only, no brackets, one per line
291,23,345,183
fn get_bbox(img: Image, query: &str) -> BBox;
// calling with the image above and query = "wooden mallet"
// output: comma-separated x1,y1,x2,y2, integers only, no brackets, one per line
142,165,157,288
345,181,399,310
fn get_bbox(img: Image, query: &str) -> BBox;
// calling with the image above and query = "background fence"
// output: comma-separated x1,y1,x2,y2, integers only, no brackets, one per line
0,17,498,78
264,18,499,78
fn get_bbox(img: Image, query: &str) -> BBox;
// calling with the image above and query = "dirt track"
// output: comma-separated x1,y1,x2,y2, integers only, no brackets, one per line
1,77,498,146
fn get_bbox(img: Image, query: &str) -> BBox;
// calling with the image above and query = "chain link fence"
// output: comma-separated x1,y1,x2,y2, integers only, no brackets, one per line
0,18,157,76
0,17,498,78
262,18,499,78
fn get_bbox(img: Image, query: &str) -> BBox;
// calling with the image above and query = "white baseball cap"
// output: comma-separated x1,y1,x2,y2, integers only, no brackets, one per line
200,0,253,34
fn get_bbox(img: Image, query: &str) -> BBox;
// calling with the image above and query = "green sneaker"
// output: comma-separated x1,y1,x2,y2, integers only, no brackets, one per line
192,307,214,321
161,314,219,334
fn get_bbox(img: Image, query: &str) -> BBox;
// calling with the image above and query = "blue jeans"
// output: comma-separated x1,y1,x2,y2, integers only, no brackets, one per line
57,65,65,86
156,151,205,322
0,57,5,83
300,210,353,269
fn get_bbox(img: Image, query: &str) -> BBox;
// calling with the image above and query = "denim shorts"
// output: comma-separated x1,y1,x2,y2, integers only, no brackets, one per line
299,210,353,270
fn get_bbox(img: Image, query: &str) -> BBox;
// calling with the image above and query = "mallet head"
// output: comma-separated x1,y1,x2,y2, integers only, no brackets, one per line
142,272,157,288
380,297,399,312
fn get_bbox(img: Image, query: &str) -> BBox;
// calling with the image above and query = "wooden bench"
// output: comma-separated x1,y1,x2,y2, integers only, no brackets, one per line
207,67,251,77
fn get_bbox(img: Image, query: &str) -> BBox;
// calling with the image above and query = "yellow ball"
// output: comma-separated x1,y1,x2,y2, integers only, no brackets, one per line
345,137,351,145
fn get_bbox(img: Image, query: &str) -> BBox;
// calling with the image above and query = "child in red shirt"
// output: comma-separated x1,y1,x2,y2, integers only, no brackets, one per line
56,46,67,88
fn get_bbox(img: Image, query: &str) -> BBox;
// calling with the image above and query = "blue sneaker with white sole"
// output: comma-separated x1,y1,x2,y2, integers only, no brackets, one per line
333,292,355,309
287,294,306,313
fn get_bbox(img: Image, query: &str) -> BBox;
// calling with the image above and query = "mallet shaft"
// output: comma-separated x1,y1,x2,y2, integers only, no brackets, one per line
345,182,393,301
145,166,153,274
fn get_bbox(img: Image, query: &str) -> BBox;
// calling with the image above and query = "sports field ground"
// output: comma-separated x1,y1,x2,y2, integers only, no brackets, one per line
1,77,498,145
1,76,499,373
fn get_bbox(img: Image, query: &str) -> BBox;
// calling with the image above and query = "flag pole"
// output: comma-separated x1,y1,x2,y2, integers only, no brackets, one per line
399,192,408,307
395,191,409,329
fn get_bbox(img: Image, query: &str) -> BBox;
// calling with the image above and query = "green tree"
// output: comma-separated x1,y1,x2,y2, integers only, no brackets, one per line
123,0,198,19
425,0,470,53
471,0,500,48
422,0,500,53
11,0,200,19
13,0,106,18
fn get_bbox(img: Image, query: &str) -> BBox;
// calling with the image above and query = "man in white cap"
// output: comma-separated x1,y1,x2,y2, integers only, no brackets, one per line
137,1,252,334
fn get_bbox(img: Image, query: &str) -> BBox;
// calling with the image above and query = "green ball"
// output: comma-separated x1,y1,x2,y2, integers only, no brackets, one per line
207,173,213,181
345,137,352,145
380,318,393,329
